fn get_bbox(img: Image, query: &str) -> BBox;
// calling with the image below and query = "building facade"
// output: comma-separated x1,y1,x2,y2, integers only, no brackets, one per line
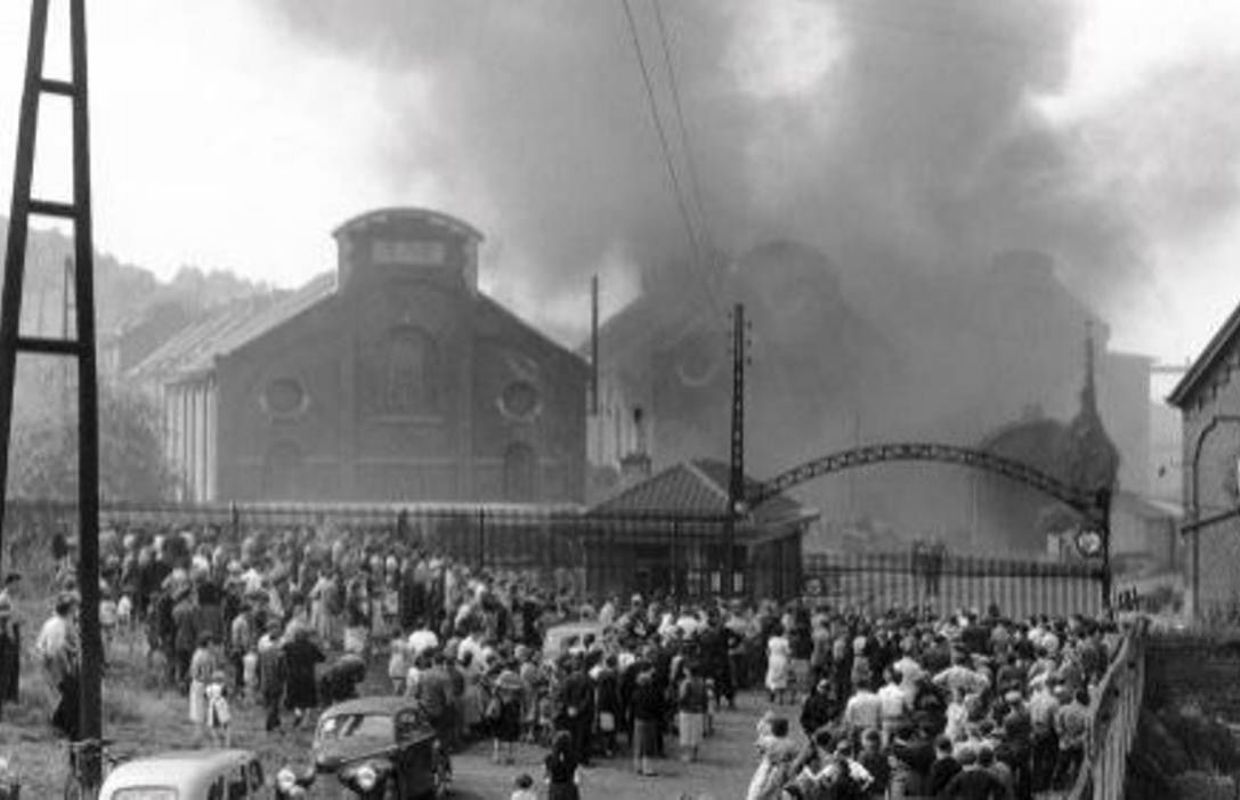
133,208,588,504
1168,304,1240,621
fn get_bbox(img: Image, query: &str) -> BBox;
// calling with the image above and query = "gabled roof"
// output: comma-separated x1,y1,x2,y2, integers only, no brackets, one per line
478,294,589,375
589,458,815,528
1168,301,1240,408
129,273,336,384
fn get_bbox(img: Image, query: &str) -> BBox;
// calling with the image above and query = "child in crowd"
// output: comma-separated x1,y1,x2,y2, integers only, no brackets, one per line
99,583,118,655
492,669,525,765
205,669,232,747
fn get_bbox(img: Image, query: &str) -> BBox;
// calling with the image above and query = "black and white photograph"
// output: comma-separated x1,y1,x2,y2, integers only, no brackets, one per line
0,1,1238,797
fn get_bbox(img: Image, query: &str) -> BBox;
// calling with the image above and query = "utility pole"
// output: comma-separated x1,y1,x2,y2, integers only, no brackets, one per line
725,303,749,596
0,0,103,789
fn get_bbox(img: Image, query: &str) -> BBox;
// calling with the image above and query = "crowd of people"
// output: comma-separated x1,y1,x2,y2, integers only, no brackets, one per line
750,606,1121,799
20,520,1122,799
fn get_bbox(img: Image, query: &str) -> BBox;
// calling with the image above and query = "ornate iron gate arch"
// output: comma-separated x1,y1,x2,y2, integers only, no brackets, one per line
750,442,1101,514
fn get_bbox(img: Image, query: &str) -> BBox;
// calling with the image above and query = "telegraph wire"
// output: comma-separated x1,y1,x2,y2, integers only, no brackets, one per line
651,0,713,261
618,0,724,319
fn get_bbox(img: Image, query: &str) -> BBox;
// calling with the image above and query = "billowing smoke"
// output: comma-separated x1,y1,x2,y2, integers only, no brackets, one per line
258,1,1240,545
259,1,1240,320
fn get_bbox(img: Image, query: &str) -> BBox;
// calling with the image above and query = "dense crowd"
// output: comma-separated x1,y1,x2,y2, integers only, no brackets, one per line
749,606,1119,799
23,521,1122,799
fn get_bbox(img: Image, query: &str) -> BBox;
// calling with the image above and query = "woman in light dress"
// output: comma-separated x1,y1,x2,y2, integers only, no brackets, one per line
765,624,791,705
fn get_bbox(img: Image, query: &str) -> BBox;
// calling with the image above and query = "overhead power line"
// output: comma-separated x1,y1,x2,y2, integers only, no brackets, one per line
651,0,713,259
619,0,724,317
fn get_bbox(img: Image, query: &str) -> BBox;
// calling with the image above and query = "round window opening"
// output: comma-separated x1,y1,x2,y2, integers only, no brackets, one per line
265,378,306,415
500,381,540,421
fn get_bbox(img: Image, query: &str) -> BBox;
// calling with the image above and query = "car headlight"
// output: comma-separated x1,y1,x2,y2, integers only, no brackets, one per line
277,766,297,793
356,764,378,791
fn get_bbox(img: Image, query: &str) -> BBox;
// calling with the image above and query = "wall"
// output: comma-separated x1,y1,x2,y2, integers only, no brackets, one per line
212,210,587,504
1179,353,1240,621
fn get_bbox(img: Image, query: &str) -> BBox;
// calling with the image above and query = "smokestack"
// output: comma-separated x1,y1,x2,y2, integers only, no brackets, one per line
591,274,599,416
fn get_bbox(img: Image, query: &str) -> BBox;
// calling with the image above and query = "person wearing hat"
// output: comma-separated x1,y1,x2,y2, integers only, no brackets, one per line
35,591,80,739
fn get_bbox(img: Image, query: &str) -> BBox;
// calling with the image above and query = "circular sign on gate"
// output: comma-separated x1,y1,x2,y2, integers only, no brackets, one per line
805,577,823,597
1075,529,1104,558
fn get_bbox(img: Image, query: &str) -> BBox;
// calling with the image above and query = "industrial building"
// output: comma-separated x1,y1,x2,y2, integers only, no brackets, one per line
131,208,589,504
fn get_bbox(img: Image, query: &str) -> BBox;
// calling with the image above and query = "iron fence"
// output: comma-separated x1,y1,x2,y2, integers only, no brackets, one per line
1,499,804,602
803,550,1105,619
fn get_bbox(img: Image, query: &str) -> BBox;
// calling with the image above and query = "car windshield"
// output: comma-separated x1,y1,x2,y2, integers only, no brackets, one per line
317,713,394,741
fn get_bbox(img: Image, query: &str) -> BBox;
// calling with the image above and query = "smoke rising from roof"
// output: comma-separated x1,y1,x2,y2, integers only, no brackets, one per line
259,0,1240,340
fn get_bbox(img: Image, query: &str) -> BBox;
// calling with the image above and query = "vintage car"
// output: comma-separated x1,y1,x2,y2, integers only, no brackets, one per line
98,748,266,800
276,696,449,799
541,620,608,662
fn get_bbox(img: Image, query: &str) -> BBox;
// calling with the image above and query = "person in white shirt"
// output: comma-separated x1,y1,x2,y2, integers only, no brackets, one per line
876,667,910,747
843,683,882,739
934,651,990,696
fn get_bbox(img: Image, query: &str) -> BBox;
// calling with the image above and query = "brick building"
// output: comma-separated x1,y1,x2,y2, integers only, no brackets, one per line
1168,303,1240,621
131,208,588,504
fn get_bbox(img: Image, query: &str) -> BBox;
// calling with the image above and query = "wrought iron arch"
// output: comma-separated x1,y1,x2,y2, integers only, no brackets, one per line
749,442,1107,520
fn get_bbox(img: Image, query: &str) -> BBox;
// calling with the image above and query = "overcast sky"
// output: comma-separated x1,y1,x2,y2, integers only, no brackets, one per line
1,0,1239,366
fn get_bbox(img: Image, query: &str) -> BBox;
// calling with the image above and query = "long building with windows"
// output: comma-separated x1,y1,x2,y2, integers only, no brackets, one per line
131,208,588,504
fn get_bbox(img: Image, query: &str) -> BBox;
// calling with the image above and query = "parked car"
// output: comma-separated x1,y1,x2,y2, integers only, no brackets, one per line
99,748,266,800
276,696,449,799
541,620,608,662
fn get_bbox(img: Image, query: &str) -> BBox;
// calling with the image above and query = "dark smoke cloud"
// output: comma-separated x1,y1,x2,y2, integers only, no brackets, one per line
259,0,1237,327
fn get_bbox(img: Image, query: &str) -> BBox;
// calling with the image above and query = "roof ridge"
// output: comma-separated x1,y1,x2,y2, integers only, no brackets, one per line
590,462,689,512
686,459,731,504
1168,299,1240,407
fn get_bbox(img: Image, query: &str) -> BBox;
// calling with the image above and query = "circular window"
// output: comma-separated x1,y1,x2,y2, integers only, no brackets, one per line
264,378,307,416
676,338,720,387
500,381,540,421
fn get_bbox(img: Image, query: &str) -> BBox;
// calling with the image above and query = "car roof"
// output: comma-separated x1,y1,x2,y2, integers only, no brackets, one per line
547,621,607,634
101,749,257,790
323,696,422,717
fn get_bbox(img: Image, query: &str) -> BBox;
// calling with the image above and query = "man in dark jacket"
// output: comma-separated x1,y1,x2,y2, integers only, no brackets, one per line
799,677,838,738
171,585,198,693
557,656,595,766
415,651,455,747
938,747,1006,799
928,735,962,796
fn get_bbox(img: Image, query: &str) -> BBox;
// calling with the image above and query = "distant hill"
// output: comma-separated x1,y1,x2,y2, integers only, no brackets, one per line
0,218,275,421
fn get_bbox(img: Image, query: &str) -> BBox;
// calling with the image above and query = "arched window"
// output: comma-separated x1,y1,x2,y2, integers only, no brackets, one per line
262,441,303,500
502,443,537,501
381,327,439,415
